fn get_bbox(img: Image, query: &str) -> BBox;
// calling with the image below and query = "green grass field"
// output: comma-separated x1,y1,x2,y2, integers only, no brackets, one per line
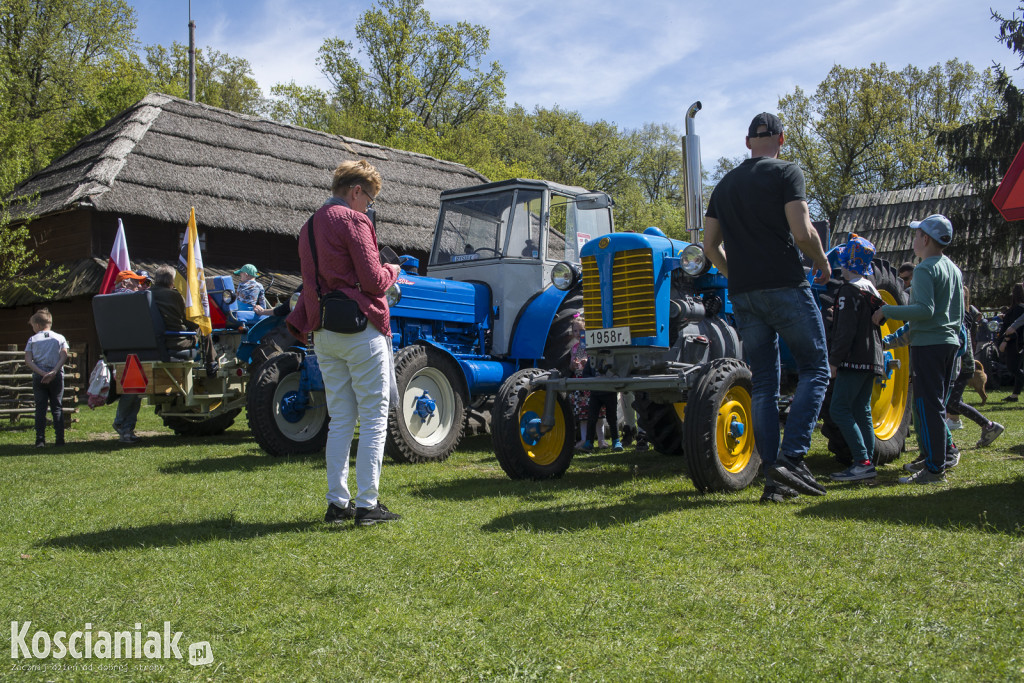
1,392,1022,682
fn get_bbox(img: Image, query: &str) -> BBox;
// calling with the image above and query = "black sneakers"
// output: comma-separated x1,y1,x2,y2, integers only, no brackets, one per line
769,454,826,496
760,469,801,503
324,501,356,524
355,502,402,527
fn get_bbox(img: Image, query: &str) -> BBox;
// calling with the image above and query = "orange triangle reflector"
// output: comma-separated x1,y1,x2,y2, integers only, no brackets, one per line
120,354,149,393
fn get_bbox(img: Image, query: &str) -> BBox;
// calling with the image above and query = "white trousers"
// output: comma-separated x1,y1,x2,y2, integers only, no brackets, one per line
314,327,395,509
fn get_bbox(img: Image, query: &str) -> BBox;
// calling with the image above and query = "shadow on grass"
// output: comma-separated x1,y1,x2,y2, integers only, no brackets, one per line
159,450,325,474
798,477,1024,535
481,489,737,533
41,517,330,551
0,431,253,458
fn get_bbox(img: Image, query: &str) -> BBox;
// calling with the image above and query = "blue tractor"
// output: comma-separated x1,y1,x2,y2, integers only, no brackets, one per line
490,103,912,491
244,179,616,461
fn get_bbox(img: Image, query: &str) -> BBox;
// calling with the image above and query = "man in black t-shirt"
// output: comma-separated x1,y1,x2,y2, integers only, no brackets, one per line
704,112,832,503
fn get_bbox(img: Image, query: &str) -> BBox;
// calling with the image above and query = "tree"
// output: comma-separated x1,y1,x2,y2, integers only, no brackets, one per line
779,60,997,226
937,5,1024,303
144,42,264,116
310,0,505,145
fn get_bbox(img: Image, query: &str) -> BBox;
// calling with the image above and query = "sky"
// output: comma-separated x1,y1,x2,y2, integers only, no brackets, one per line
130,0,1023,171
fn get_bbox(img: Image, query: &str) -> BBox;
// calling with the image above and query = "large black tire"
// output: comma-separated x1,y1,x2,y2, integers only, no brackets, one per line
160,408,241,436
684,358,761,492
819,257,912,466
541,291,583,372
246,352,329,456
633,393,684,456
491,368,575,479
385,345,467,463
976,341,1002,391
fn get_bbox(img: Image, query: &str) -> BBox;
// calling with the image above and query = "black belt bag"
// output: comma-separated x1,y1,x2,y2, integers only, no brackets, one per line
320,290,367,334
306,211,368,335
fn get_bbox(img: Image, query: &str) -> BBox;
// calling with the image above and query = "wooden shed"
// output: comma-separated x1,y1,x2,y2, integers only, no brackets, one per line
1,93,487,371
833,183,1024,307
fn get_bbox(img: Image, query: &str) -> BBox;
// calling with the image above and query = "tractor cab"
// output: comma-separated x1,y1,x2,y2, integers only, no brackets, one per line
427,179,614,356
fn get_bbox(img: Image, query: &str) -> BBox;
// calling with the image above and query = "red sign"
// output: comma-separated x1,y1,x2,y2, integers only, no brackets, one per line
120,354,149,393
992,141,1024,221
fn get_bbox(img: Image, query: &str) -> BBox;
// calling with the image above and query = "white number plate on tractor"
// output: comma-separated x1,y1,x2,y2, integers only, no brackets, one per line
586,326,631,348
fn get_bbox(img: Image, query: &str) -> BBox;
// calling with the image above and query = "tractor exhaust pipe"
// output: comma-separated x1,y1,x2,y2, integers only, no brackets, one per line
682,101,703,245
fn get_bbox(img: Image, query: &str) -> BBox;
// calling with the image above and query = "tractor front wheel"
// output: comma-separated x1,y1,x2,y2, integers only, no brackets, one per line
492,368,575,479
385,345,466,463
246,352,329,456
160,408,241,436
684,358,760,492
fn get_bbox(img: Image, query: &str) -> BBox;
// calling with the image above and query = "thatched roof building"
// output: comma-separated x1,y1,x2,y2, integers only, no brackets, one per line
833,183,1024,307
1,93,487,368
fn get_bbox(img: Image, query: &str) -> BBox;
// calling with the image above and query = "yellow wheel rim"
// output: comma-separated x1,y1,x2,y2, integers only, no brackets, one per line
674,402,687,421
715,386,754,473
519,389,567,466
873,290,911,441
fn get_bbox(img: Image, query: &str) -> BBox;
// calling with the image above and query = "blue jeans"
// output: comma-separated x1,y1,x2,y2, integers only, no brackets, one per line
113,394,143,436
731,286,829,467
829,369,875,464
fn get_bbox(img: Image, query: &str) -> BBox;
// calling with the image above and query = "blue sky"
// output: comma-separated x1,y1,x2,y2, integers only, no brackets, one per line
131,0,1023,169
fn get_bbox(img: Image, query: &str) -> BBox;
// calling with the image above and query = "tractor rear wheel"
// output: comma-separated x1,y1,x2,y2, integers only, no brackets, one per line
633,393,685,455
246,352,329,456
492,368,575,479
684,358,760,492
385,345,466,463
160,408,241,436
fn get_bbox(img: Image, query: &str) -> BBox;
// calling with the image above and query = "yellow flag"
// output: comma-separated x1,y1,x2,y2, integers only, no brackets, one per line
173,207,212,335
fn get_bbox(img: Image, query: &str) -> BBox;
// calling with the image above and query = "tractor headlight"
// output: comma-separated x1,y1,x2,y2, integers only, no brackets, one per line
987,319,1001,333
289,290,302,312
386,282,402,307
680,244,707,277
222,290,234,304
551,261,578,291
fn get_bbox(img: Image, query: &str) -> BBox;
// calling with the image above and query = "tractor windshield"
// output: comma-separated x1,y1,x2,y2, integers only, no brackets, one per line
431,192,515,265
548,193,612,263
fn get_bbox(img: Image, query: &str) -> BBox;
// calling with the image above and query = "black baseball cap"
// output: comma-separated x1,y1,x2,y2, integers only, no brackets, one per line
748,112,783,138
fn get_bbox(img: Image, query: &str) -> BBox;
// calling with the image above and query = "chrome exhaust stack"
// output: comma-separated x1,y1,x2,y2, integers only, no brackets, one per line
682,101,703,245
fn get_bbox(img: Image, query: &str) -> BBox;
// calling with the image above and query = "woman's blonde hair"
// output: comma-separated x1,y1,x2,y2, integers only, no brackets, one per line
331,159,382,198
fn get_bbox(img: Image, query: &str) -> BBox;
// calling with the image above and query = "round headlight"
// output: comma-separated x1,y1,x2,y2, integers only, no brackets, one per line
289,290,302,312
223,290,235,304
386,282,402,307
987,319,1001,333
551,261,577,291
680,244,706,277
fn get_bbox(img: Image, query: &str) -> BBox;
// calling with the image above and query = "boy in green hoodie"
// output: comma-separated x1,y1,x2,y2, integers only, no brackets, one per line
872,215,963,484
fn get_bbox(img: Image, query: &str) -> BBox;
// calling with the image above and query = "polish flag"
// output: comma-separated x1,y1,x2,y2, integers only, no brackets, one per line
99,219,131,294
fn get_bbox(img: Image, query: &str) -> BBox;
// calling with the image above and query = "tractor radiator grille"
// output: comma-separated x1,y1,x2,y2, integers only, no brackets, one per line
581,248,657,337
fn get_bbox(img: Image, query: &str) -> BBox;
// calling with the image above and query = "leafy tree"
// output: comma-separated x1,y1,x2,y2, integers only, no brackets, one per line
144,42,264,115
779,60,996,226
937,5,1024,304
312,0,505,144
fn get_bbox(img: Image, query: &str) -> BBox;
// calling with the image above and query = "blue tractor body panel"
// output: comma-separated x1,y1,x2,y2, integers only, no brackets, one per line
507,286,572,362
388,272,490,356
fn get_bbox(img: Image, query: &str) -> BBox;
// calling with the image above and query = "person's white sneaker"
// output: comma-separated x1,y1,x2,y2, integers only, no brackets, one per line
945,416,963,430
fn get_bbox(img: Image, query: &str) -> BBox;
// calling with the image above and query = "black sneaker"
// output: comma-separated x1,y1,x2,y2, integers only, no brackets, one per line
355,502,402,527
324,501,356,524
770,454,826,496
762,470,800,501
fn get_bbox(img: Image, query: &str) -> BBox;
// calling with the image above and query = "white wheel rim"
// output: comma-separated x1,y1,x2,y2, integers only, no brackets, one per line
400,367,456,446
273,371,327,442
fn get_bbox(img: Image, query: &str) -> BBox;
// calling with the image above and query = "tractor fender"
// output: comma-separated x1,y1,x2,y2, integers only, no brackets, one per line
236,315,286,364
508,286,572,363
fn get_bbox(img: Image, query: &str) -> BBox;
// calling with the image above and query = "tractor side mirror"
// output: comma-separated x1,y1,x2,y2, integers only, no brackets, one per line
575,193,612,210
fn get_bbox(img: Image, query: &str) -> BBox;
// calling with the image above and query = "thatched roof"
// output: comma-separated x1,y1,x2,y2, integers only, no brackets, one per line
9,93,488,252
834,183,1023,305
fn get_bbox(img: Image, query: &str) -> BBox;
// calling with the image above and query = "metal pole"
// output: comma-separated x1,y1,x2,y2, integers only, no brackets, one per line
188,1,196,102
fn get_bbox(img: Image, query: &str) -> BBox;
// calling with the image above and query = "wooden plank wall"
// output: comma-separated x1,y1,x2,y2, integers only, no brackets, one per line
0,343,84,425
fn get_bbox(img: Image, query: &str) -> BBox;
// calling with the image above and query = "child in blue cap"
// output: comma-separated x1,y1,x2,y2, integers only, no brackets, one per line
829,234,885,481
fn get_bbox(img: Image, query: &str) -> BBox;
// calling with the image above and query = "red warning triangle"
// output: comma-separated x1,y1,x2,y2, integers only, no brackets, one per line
992,141,1024,222
120,354,149,393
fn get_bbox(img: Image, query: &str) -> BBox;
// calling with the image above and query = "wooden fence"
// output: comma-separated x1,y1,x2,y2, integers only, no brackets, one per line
0,343,83,426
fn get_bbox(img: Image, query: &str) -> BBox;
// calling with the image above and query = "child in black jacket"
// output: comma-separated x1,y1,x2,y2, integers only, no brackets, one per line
828,235,884,481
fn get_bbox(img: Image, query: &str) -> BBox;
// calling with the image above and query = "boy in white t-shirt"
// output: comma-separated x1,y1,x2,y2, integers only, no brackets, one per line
25,308,69,447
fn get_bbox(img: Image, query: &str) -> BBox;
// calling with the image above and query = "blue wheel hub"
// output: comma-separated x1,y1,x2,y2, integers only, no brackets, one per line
279,390,306,423
520,410,543,446
414,391,437,420
729,417,745,438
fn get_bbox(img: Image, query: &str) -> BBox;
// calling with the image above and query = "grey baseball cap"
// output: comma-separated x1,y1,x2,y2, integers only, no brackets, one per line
910,214,953,246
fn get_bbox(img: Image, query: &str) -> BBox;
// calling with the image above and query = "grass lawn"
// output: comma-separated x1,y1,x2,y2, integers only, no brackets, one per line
1,391,1022,682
